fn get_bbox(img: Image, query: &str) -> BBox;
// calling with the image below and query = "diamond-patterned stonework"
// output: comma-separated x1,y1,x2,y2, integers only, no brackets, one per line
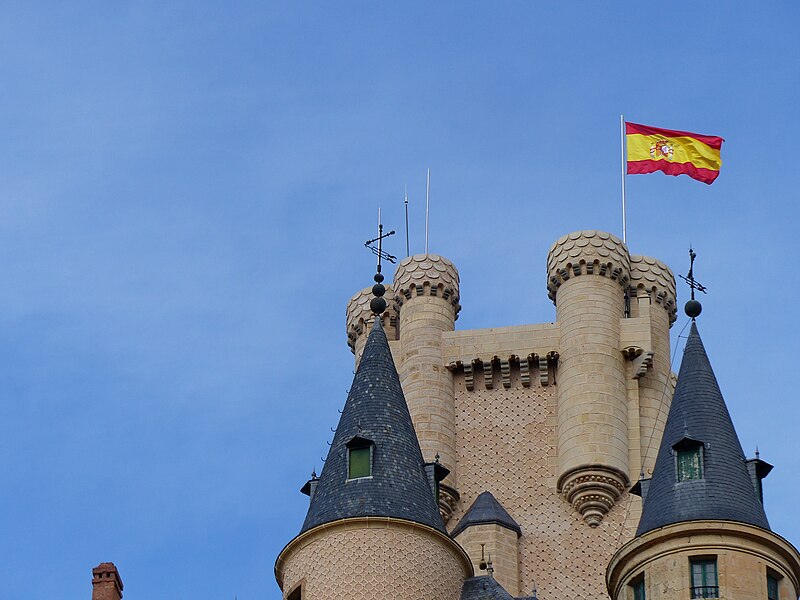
451,371,641,599
278,520,469,600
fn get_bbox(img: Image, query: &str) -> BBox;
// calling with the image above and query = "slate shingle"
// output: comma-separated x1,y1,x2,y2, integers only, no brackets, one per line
451,491,522,538
301,317,446,534
637,322,770,535
460,576,516,600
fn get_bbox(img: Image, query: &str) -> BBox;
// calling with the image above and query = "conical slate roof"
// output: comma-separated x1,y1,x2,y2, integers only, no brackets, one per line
460,576,516,600
301,317,445,534
451,491,522,538
637,322,769,535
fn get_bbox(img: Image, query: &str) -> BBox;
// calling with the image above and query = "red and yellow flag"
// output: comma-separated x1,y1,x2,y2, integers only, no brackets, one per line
626,122,724,185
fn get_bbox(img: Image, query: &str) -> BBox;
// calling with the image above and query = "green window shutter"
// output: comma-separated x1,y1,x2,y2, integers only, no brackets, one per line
348,446,371,479
690,559,718,598
632,577,646,600
768,574,780,600
678,448,702,481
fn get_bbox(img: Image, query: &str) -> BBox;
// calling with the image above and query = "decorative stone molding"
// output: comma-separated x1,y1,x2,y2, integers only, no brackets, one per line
557,465,629,528
483,358,495,389
346,285,396,352
631,351,654,379
547,230,631,303
439,484,460,524
629,255,677,325
447,352,559,391
393,254,461,318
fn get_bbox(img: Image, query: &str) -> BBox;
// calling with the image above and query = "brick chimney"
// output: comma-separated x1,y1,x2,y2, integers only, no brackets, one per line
92,562,123,600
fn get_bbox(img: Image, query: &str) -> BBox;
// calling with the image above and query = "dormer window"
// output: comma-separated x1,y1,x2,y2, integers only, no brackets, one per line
673,437,704,482
345,436,374,480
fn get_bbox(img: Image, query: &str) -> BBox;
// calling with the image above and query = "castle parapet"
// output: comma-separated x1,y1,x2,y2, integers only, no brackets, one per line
629,255,677,324
547,230,631,303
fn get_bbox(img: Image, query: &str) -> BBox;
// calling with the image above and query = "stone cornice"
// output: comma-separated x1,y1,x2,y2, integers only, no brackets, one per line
606,520,800,599
547,230,631,303
275,516,474,589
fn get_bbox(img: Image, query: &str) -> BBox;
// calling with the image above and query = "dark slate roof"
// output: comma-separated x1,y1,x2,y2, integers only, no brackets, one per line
451,491,522,538
301,317,446,534
637,322,770,535
461,576,515,600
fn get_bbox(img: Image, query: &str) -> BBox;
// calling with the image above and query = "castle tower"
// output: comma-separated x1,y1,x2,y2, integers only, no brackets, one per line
546,231,632,526
91,563,123,600
451,491,522,596
628,256,677,475
606,315,800,600
275,299,472,599
392,253,461,521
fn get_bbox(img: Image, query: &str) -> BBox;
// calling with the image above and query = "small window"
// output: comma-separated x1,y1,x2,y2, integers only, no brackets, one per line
630,575,645,600
678,448,702,481
287,583,302,600
690,558,718,599
345,435,374,480
768,571,780,600
348,446,371,479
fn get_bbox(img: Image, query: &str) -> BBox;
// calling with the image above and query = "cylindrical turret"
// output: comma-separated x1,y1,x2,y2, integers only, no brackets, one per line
629,255,676,474
607,522,800,600
393,254,460,521
547,230,631,526
276,518,472,600
346,285,396,367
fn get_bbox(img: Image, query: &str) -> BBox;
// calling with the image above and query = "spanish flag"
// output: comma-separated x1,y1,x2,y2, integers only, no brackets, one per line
626,122,723,185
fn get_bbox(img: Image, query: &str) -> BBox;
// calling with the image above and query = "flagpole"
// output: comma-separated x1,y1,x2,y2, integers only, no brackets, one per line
620,114,627,244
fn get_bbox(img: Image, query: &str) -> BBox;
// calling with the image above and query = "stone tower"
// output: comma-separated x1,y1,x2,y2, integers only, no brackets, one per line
606,319,800,600
275,315,472,599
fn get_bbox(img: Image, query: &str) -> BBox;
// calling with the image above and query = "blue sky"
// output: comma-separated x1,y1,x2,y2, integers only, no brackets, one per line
1,3,798,598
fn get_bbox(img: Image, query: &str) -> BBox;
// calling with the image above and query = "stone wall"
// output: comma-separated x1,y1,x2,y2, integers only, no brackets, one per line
451,370,641,599
278,519,470,600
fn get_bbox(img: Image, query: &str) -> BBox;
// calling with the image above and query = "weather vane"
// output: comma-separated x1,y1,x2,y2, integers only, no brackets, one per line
679,246,706,319
365,209,396,315
364,208,396,275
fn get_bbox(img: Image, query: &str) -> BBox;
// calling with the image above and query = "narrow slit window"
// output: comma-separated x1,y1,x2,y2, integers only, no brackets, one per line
768,572,780,600
630,575,645,600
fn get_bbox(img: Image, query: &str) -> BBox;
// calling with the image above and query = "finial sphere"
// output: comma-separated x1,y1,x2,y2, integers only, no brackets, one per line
370,297,387,315
685,299,702,318
374,273,384,283
372,283,386,297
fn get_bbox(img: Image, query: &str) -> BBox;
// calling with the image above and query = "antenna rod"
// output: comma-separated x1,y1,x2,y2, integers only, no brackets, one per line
620,114,627,244
425,168,430,254
404,184,410,257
